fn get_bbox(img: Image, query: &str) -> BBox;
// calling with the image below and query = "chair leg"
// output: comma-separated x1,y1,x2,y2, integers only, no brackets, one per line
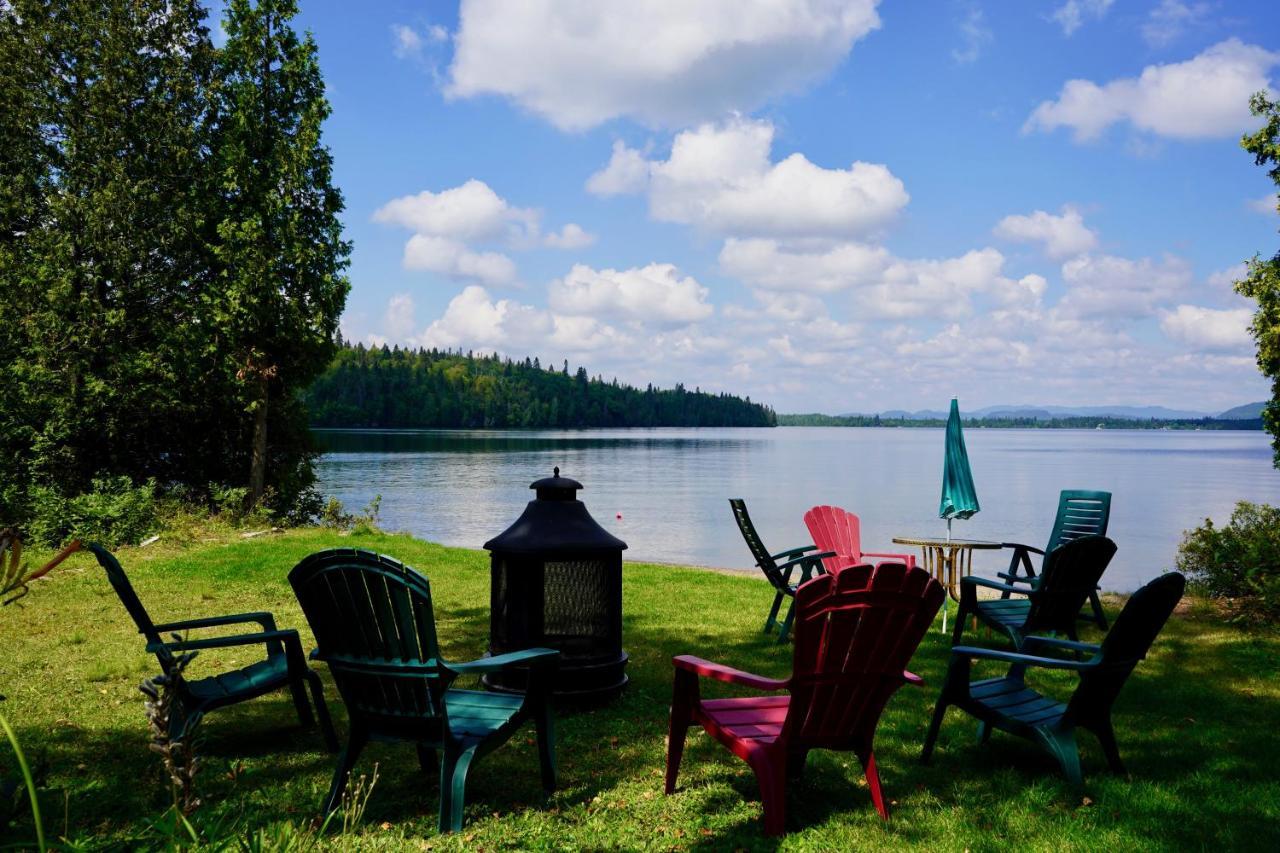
747,752,786,837
1088,591,1108,630
950,601,971,647
416,744,438,774
322,724,368,816
764,589,785,634
1038,727,1083,789
306,671,338,752
921,698,949,764
535,698,557,793
1091,718,1127,775
858,747,888,820
438,744,479,833
289,676,315,727
977,721,992,744
777,597,797,644
666,669,698,794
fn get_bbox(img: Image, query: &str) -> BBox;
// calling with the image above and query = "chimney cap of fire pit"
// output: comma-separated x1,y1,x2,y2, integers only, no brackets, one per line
483,468,626,554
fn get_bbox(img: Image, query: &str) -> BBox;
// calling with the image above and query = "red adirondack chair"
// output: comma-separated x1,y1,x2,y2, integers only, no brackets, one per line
665,564,944,835
804,505,916,573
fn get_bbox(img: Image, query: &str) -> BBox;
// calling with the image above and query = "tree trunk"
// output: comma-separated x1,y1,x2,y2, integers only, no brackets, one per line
249,376,269,506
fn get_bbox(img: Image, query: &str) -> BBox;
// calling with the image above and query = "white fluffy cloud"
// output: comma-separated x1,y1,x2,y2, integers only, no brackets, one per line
1058,254,1192,319
402,235,518,287
446,0,882,130
719,238,889,293
391,24,423,59
374,180,538,244
383,293,417,339
1049,0,1113,37
993,206,1098,259
1160,305,1253,351
419,286,553,350
586,141,650,196
549,263,713,327
1025,39,1279,141
952,3,992,64
543,223,596,250
603,119,908,239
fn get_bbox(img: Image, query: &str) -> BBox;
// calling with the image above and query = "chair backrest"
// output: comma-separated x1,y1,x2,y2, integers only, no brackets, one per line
1023,535,1117,635
729,499,788,591
289,548,453,732
1045,490,1111,553
783,564,944,748
87,543,160,646
1067,572,1185,722
803,505,863,574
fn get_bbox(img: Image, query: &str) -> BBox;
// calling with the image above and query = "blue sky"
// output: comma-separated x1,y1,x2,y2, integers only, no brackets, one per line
216,1,1280,414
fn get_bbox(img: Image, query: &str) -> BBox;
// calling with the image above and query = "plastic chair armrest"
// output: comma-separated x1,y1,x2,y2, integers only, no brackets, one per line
861,552,914,563
1001,542,1044,556
961,576,1026,595
147,629,298,654
949,645,1094,671
672,655,789,691
449,648,560,675
152,611,277,633
1021,636,1102,655
770,545,817,561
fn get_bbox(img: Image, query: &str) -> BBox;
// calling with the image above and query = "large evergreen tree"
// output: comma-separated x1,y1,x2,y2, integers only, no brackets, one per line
211,0,350,506
1237,91,1280,468
0,0,217,519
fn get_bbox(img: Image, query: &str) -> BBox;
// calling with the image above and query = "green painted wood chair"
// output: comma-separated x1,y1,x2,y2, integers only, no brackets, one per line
288,548,559,833
87,543,336,747
1000,490,1112,628
952,535,1117,649
729,499,833,643
921,572,1185,789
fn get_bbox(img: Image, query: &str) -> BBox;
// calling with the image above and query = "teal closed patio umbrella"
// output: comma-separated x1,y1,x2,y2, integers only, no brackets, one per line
940,398,980,539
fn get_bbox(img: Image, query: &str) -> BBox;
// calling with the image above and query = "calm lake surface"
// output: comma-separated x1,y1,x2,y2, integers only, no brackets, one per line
313,427,1280,591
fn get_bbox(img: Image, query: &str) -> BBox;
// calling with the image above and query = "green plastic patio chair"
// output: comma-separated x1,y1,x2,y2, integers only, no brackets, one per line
288,548,559,833
729,499,833,643
87,543,336,747
921,572,1185,788
999,490,1112,628
952,535,1117,649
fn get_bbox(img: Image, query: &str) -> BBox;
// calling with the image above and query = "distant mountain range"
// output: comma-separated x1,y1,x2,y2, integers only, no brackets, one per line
843,402,1268,421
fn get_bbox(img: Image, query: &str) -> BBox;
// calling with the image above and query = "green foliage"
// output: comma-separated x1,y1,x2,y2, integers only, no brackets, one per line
0,0,348,531
307,345,776,429
1237,91,1280,467
1178,501,1280,625
26,477,159,548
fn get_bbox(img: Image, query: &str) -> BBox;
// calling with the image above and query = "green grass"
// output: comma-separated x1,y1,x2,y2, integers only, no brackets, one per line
2,528,1278,850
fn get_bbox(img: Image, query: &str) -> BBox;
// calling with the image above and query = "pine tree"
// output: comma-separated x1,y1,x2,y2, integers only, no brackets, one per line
211,0,350,506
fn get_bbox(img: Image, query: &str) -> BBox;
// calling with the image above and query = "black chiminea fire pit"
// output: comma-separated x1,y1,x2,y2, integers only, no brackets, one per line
483,468,628,702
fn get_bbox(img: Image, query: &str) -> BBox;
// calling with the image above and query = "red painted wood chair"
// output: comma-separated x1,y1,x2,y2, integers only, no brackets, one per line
665,564,944,835
804,505,916,574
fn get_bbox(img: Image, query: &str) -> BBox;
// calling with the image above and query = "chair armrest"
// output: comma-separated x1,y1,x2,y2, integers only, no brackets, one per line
1021,636,1102,655
994,572,1037,584
960,576,1027,596
770,545,817,561
949,645,1094,671
672,655,789,691
777,552,835,571
147,629,298,654
1001,543,1044,556
903,670,925,687
861,552,914,563
152,611,278,633
448,648,559,675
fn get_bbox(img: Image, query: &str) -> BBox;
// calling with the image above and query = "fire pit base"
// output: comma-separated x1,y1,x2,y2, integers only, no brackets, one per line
482,652,629,703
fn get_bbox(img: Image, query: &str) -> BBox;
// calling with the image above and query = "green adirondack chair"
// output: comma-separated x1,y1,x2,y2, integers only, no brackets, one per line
952,535,1117,649
999,490,1112,628
729,499,833,643
921,572,1185,788
288,548,559,833
87,543,336,747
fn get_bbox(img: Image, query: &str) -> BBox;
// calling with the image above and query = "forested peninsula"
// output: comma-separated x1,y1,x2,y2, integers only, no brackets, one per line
306,345,777,429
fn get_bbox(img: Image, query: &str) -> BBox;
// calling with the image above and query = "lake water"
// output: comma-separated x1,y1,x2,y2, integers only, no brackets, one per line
313,427,1280,592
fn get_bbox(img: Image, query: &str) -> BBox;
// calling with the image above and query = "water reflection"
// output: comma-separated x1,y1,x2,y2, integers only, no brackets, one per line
313,427,1280,592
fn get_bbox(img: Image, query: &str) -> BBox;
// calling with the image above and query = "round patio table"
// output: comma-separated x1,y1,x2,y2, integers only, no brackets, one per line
892,535,1002,632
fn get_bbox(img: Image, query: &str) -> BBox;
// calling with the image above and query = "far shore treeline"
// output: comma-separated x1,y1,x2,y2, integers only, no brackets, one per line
779,413,1265,430
306,344,777,429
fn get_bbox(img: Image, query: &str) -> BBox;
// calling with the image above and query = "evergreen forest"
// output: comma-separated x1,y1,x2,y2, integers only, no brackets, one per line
306,345,777,429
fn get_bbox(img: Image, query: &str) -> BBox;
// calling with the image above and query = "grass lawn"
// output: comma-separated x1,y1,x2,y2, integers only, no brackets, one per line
2,528,1278,850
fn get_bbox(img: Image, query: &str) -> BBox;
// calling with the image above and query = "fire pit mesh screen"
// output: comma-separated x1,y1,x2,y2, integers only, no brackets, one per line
543,560,611,650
